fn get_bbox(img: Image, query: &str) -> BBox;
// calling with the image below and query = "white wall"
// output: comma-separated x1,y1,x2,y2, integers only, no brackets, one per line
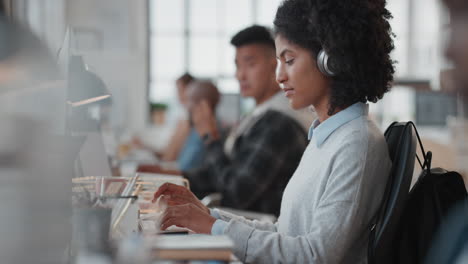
10,0,149,134
9,0,66,55
66,0,149,133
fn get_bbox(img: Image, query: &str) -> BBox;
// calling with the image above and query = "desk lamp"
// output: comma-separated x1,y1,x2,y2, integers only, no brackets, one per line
67,55,111,107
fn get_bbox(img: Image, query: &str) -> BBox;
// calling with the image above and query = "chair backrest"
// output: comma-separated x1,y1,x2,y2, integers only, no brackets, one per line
369,122,417,263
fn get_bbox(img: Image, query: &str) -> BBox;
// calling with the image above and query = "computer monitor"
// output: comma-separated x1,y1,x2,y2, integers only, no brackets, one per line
415,90,458,126
217,93,241,126
77,131,113,177
57,27,72,79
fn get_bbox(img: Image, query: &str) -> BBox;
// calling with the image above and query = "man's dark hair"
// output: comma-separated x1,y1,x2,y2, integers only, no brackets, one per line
274,0,395,115
230,25,275,49
176,72,195,86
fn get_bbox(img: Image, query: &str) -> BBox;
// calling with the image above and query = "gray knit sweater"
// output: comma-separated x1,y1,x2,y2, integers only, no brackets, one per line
212,103,391,263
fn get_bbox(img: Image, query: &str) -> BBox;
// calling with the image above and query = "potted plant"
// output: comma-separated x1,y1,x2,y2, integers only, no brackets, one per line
150,102,169,125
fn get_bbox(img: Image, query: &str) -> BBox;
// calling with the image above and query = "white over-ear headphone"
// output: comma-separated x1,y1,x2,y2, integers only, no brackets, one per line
317,49,335,77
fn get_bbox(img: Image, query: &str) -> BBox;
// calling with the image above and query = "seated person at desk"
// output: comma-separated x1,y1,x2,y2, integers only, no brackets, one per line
157,73,194,163
139,79,221,172
153,0,394,262
142,25,310,216
134,73,202,171
177,80,221,171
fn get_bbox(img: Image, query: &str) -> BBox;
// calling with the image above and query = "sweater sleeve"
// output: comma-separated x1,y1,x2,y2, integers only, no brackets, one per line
213,208,278,232
224,201,356,264
222,133,391,263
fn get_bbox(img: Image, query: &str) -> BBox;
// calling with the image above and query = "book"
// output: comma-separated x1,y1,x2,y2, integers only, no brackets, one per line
148,234,234,261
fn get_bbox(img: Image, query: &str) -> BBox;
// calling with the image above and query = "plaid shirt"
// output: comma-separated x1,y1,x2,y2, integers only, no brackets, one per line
184,110,308,216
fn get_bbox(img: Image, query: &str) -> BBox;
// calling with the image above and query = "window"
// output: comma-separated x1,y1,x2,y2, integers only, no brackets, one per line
149,0,281,118
387,0,444,80
149,0,186,105
149,0,446,118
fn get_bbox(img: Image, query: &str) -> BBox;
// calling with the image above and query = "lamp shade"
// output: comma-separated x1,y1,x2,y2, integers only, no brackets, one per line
67,55,110,107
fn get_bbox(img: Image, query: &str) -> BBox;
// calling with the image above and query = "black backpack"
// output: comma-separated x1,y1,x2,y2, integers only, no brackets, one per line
425,198,468,264
393,125,467,264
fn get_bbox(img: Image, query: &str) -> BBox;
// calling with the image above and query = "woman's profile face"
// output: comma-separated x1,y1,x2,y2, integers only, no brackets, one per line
275,34,330,111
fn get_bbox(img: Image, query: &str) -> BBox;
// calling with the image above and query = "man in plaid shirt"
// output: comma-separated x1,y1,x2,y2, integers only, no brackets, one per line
186,26,312,216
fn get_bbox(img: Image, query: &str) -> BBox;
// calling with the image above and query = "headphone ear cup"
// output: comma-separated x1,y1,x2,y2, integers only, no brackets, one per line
317,49,335,77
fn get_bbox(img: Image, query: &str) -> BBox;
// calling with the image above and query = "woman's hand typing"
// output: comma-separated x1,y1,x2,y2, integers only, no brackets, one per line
153,183,216,234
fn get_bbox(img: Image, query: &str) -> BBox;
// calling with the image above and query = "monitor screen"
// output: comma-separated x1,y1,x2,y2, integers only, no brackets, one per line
77,131,113,177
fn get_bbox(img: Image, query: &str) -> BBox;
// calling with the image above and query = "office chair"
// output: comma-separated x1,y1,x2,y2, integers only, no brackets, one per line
368,122,417,264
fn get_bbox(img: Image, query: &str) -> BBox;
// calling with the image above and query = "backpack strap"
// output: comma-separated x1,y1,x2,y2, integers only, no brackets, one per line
407,121,432,173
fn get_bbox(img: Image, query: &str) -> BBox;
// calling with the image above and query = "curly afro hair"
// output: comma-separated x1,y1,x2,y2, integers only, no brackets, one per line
274,0,395,115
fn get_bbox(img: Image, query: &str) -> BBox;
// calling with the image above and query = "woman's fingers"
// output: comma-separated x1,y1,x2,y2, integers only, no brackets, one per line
160,217,176,231
159,204,215,234
153,183,187,202
153,183,210,215
152,183,170,201
161,193,209,214
160,204,186,230
163,194,185,205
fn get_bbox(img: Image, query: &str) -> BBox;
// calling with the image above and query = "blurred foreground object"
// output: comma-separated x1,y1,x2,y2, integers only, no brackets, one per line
0,17,74,263
0,116,74,263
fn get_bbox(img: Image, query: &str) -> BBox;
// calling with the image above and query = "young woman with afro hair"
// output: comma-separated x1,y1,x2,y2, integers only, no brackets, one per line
153,0,395,263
